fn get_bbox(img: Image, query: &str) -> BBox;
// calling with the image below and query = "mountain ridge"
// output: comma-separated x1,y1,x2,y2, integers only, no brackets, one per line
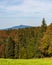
0,25,33,30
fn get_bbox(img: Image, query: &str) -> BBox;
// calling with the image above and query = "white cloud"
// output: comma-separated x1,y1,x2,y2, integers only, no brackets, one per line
0,0,52,19
0,0,49,20
0,0,52,14
0,0,52,29
4,0,52,17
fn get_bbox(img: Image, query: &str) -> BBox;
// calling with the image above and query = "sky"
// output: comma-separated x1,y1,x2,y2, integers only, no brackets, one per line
0,0,52,29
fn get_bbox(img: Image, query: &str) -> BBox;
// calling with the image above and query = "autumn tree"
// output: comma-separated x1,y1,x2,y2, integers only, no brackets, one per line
39,23,52,57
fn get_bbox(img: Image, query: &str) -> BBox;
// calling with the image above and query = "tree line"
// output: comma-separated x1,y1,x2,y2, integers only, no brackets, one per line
0,18,52,59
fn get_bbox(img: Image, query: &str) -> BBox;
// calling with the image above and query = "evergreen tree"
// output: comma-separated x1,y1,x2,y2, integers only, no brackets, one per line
5,36,15,58
41,18,47,33
15,42,19,59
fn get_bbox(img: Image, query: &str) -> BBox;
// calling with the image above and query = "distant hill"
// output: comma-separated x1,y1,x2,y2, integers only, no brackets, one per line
3,25,32,30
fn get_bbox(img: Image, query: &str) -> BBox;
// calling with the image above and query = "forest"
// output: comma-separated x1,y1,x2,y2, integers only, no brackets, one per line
0,18,52,59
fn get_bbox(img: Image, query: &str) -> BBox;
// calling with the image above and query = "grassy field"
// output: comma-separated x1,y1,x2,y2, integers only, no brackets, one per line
0,58,52,65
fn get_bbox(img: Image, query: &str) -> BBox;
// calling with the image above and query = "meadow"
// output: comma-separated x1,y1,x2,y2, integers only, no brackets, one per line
0,58,52,65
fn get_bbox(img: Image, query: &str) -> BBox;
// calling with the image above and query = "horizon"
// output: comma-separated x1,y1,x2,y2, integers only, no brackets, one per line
0,0,52,29
0,22,52,30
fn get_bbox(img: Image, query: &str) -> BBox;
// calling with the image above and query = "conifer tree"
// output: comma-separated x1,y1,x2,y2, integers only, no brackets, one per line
41,18,47,33
5,36,15,58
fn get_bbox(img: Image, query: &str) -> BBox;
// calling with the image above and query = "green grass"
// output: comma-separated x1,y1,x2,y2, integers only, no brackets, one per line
0,58,52,65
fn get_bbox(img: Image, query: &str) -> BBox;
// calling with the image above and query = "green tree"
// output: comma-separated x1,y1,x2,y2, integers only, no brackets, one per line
40,18,47,33
5,36,15,58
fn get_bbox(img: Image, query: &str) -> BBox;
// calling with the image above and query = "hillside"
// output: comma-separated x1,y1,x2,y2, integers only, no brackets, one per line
0,18,52,59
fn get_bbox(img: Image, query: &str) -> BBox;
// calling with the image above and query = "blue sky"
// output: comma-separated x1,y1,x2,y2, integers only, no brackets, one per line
0,0,52,29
